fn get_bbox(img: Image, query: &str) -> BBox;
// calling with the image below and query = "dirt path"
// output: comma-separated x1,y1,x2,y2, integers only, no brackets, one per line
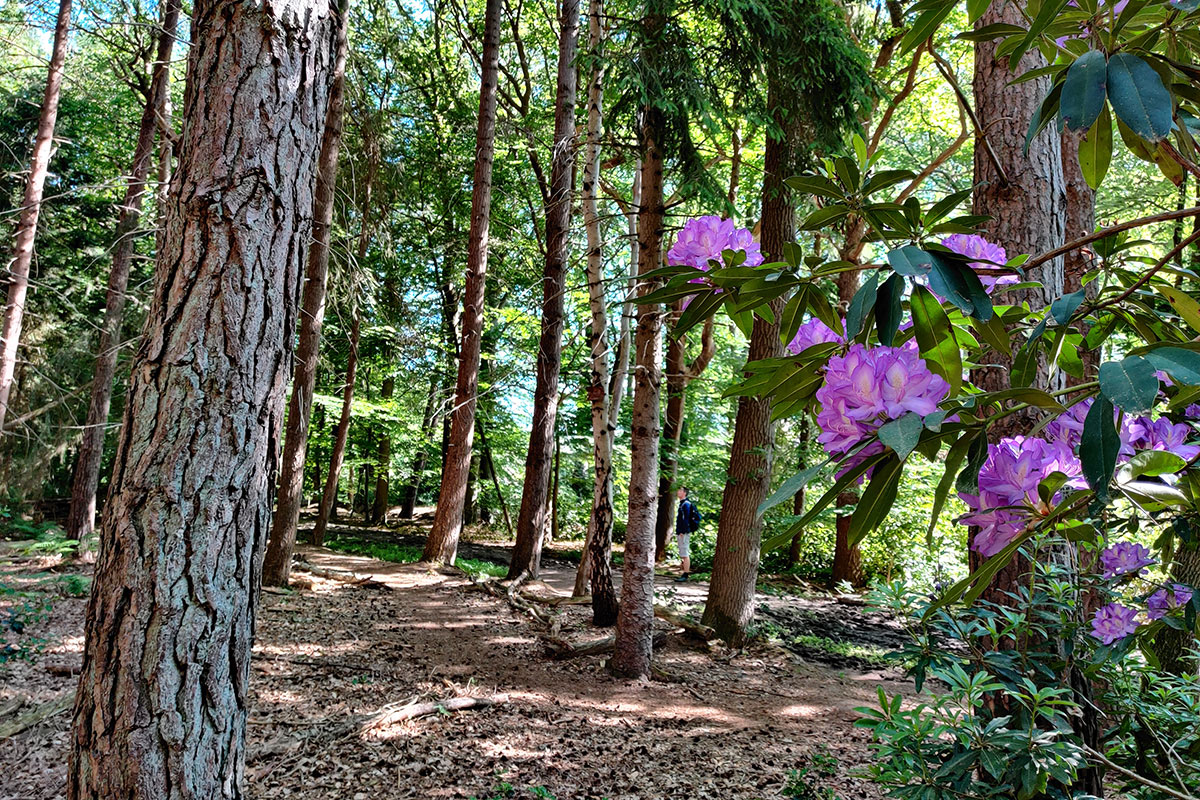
1,546,912,800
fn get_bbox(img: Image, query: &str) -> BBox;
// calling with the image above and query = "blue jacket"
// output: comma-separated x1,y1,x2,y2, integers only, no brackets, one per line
676,499,701,534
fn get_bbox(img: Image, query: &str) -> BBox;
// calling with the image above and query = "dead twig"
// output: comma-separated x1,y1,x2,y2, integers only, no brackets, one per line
361,694,510,731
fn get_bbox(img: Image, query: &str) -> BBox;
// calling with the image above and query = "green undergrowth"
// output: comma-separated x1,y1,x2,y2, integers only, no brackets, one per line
324,536,508,579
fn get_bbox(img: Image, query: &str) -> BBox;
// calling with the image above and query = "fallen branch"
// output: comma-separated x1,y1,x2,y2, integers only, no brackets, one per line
362,694,509,731
0,694,72,739
1083,745,1200,800
654,603,715,641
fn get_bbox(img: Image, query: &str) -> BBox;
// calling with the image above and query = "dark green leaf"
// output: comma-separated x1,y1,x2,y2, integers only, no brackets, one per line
887,245,933,278
910,285,962,395
1049,288,1086,325
1107,53,1174,142
1098,355,1159,413
956,434,990,495
845,271,880,339
875,273,904,346
1078,105,1113,189
878,413,925,461
1081,396,1120,501
1145,346,1200,385
1060,50,1108,131
758,458,831,516
848,456,905,547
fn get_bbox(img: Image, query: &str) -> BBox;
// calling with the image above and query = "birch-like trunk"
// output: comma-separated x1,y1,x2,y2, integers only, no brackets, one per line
66,0,181,544
0,0,73,434
67,1,339,795
508,0,580,580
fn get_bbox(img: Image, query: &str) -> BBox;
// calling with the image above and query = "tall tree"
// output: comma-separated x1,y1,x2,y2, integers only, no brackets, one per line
398,376,439,518
0,0,73,434
65,0,181,545
702,0,870,644
423,0,502,565
508,0,581,580
313,309,361,547
262,0,351,586
612,29,667,677
370,372,395,523
67,0,340,794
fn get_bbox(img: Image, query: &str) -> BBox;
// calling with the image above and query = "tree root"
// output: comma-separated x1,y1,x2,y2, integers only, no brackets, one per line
543,631,668,660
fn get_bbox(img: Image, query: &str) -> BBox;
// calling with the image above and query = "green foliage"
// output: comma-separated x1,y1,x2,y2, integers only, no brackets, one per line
782,745,843,800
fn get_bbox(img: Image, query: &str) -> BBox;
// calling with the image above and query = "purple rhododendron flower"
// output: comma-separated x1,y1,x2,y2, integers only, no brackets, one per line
940,234,1017,293
787,318,845,355
1091,602,1139,645
1147,584,1193,620
1100,542,1156,578
960,437,1084,557
1123,416,1200,462
1185,404,1200,420
1046,398,1093,449
814,344,949,472
668,216,763,270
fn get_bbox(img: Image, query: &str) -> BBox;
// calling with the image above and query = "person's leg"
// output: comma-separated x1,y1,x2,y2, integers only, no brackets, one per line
677,533,690,575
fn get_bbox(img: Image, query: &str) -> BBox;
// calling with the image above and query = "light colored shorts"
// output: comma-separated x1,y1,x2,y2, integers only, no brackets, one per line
676,532,690,560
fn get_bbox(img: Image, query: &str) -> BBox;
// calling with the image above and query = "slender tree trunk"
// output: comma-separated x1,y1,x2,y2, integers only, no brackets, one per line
66,0,180,544
653,314,714,560
701,89,792,645
67,1,338,794
423,0,501,565
0,0,73,434
262,3,349,585
399,377,438,518
612,98,665,679
370,375,394,524
509,0,580,579
313,311,360,547
464,434,481,524
577,0,617,622
787,418,809,567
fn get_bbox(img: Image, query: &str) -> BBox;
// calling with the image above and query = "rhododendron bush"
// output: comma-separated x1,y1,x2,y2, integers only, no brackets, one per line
638,0,1200,791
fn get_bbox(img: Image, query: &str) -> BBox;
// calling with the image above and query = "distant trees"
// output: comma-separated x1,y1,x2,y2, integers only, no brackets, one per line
0,0,73,435
67,0,341,796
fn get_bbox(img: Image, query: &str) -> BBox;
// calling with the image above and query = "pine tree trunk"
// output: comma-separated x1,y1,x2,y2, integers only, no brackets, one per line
262,3,349,585
370,375,394,524
66,0,180,544
67,1,338,794
313,311,360,547
0,0,73,435
969,0,1066,584
701,91,791,645
612,99,665,679
508,0,579,579
399,377,438,518
423,0,501,565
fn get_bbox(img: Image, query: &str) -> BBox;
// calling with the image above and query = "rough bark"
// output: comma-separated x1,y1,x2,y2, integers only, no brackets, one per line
313,311,361,547
968,0,1066,582
701,91,791,646
423,0,501,565
399,377,438,518
653,314,714,560
67,1,338,795
66,0,181,544
0,0,73,434
508,0,580,579
262,3,349,586
612,99,665,680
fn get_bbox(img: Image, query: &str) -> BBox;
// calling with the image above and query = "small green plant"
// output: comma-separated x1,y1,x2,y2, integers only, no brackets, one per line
44,573,91,597
783,747,842,800
1,580,51,666
456,558,507,579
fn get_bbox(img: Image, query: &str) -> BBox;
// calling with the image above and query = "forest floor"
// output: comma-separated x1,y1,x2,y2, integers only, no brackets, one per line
0,522,918,800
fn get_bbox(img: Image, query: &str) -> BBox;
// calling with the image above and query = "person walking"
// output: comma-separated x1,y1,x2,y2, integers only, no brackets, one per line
674,486,701,582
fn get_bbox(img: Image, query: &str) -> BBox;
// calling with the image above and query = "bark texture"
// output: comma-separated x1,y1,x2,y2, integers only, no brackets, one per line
67,1,339,796
423,0,502,565
612,102,665,680
66,0,181,544
0,0,73,434
509,0,580,579
701,90,792,645
261,11,349,586
1061,128,1099,383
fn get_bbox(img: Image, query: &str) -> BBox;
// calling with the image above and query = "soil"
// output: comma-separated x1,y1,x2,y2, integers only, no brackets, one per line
0,528,919,800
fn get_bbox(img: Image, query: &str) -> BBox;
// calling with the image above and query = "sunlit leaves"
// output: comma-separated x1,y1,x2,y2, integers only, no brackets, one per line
1106,53,1174,142
1098,355,1159,413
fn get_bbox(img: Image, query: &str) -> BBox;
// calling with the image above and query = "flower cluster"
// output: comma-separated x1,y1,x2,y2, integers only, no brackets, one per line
1123,416,1200,461
1100,542,1155,578
941,234,1017,293
667,216,763,270
786,318,844,356
959,437,1083,557
1148,584,1193,620
1091,602,1139,645
814,344,949,468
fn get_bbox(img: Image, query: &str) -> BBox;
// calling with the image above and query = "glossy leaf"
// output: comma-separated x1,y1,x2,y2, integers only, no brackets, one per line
1107,53,1174,142
878,413,925,461
1081,396,1120,501
1078,105,1113,189
848,455,905,547
1098,355,1159,413
845,271,879,339
1060,49,1108,131
875,273,905,346
910,285,962,395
